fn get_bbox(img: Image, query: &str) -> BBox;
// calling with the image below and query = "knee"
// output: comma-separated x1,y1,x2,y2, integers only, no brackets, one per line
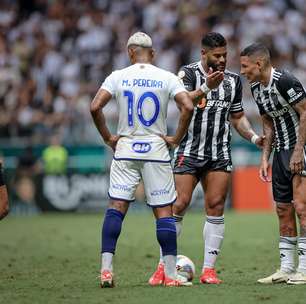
206,196,225,215
174,193,192,214
277,204,293,219
108,200,128,214
293,201,306,219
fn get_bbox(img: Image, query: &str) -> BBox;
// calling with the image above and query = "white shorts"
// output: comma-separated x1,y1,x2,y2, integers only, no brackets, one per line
108,159,176,207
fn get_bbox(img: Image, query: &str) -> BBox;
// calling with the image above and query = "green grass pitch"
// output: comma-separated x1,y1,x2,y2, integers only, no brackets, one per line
0,211,305,304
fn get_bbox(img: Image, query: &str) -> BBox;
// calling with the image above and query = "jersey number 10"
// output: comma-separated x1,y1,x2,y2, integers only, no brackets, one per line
124,90,160,127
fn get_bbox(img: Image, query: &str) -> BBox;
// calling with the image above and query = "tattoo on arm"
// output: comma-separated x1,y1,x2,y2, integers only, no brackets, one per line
293,100,306,151
262,114,274,161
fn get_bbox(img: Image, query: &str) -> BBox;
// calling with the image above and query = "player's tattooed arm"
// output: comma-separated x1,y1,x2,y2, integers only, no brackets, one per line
259,114,274,182
90,88,119,152
230,111,264,148
290,99,306,174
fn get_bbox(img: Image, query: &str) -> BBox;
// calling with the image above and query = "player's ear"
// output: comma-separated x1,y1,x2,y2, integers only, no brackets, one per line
151,48,155,60
127,47,135,62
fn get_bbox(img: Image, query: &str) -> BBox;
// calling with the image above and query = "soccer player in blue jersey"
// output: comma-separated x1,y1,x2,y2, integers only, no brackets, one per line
90,32,196,287
241,43,306,284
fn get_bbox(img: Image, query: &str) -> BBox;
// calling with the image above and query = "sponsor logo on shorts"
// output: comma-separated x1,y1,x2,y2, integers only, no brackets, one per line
112,184,131,192
151,189,170,196
132,142,152,153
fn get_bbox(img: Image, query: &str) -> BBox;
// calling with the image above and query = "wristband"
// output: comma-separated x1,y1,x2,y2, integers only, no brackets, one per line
200,82,211,95
251,134,259,145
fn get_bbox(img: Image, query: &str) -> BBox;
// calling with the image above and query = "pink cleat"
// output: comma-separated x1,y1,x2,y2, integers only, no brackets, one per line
148,263,165,286
200,268,222,284
100,270,114,288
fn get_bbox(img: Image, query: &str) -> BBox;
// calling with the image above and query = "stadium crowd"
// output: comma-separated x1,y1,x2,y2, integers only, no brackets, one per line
0,0,305,145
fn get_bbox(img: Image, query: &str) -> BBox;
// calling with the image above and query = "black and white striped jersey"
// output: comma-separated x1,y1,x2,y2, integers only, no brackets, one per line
250,68,306,151
174,61,243,161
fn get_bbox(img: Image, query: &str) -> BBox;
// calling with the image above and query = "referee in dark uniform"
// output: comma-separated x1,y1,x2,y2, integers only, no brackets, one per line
241,43,306,285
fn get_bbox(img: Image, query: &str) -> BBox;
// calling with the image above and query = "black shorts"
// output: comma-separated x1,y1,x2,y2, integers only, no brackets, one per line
272,148,306,203
173,155,232,180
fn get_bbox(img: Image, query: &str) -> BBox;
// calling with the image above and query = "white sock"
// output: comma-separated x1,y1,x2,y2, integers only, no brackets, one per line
279,236,297,273
159,215,183,264
203,215,224,270
297,237,306,274
163,255,177,279
101,252,113,272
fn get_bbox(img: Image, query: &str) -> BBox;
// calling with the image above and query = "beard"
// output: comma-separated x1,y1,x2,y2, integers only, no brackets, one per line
207,60,225,72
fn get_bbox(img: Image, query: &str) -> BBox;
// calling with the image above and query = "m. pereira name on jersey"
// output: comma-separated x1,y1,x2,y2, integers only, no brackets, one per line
122,79,163,88
205,100,230,108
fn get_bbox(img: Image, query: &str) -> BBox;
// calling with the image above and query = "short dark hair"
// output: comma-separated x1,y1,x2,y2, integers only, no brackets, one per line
201,32,227,49
240,43,270,59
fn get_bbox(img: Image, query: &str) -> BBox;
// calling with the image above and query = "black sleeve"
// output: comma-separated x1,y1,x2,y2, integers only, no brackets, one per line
230,75,243,113
276,70,306,105
177,66,196,92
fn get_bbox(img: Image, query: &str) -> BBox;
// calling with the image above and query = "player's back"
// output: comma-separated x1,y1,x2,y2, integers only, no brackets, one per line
107,63,178,137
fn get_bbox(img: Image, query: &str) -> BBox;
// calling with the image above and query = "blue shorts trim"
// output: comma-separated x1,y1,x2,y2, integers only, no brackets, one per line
147,196,177,208
108,192,135,203
113,156,171,163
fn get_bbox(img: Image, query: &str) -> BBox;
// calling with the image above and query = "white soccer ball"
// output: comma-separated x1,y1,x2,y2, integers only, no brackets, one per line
176,255,195,281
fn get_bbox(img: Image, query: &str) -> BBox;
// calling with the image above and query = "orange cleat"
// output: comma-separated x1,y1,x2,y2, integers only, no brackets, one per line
200,268,222,284
100,270,114,288
164,275,192,287
148,263,165,286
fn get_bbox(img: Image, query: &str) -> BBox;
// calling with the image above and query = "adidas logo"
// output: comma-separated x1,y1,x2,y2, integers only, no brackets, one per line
298,250,305,256
208,250,219,255
280,253,286,258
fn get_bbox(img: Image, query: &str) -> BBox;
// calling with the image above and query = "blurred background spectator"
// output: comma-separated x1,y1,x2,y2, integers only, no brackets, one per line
0,0,305,212
0,0,305,146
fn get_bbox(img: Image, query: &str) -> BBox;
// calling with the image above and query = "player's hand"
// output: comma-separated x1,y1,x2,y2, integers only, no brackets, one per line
160,135,179,149
206,67,224,90
259,159,271,182
289,148,304,174
105,135,120,152
255,135,266,149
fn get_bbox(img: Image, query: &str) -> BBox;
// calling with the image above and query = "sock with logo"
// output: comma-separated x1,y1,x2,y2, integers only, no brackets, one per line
279,236,297,273
203,215,224,270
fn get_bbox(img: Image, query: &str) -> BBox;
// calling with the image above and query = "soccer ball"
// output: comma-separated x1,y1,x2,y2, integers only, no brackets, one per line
176,255,195,281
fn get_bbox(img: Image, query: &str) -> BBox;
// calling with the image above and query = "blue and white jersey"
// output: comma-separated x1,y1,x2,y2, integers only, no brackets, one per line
101,63,186,161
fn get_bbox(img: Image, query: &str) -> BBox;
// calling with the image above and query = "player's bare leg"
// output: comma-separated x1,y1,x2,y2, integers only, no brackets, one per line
258,202,297,284
200,170,230,284
148,174,197,286
100,200,130,288
288,175,306,285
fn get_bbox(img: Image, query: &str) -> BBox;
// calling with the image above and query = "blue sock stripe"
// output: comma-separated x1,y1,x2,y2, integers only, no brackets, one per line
156,217,177,256
105,208,125,220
